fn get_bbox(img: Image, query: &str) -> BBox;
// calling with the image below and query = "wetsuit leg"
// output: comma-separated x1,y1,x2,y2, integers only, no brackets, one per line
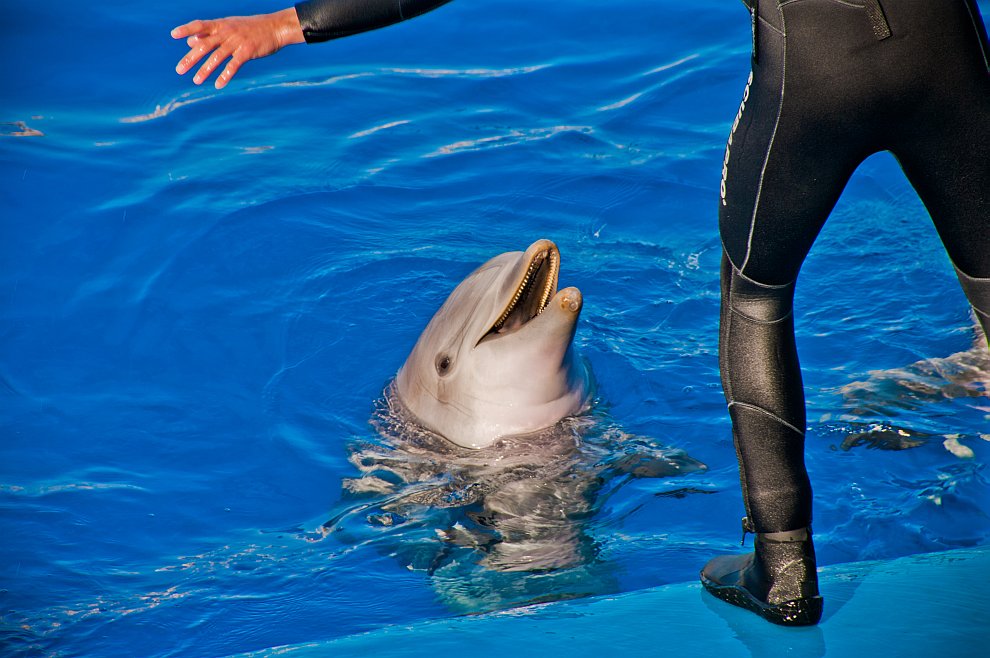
718,0,878,535
883,0,990,339
705,0,990,626
721,0,990,540
704,2,866,624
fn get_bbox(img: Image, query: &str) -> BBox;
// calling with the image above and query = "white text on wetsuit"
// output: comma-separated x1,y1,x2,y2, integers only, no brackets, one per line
721,71,754,206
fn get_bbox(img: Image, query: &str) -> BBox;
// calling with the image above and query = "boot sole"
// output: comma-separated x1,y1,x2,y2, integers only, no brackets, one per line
700,572,823,626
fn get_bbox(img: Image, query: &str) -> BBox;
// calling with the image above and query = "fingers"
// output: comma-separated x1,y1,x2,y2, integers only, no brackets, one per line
175,42,211,76
215,54,246,90
170,19,209,40
172,15,283,88
173,19,217,77
193,46,235,86
172,20,231,86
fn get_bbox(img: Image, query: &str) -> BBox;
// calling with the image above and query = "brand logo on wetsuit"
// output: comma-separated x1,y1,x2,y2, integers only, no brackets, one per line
721,71,754,207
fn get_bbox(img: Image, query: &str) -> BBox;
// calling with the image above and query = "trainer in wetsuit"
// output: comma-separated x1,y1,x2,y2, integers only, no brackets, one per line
171,0,990,627
703,0,990,626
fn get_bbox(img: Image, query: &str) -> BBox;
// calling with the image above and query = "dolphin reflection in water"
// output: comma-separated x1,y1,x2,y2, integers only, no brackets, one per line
834,322,989,456
321,240,708,610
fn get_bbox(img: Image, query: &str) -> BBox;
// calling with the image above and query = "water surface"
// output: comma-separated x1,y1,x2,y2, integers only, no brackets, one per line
2,1,988,655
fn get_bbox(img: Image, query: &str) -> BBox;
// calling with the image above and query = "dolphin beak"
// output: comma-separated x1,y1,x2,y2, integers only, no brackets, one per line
479,239,562,344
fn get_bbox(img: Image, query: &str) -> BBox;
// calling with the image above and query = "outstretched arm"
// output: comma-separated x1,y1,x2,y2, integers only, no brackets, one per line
172,1,453,89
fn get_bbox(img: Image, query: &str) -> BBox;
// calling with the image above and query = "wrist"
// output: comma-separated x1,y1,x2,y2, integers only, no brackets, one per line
272,7,305,48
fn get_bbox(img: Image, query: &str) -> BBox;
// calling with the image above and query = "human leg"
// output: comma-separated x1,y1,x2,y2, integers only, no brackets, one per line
705,0,888,626
887,0,990,343
706,0,990,626
706,256,823,625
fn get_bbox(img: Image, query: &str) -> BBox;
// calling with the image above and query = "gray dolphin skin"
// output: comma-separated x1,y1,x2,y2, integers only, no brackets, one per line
395,239,593,449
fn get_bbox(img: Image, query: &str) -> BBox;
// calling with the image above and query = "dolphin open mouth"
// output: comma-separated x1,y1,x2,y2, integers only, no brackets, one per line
480,242,560,342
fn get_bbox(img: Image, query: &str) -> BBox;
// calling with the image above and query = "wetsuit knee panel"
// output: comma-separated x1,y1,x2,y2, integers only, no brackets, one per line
955,266,990,322
727,265,795,323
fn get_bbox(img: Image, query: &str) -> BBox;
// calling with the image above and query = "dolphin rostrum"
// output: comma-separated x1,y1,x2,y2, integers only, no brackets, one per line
395,239,594,448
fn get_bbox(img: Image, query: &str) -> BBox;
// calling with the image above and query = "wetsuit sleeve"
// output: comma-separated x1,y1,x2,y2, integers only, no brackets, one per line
294,0,453,43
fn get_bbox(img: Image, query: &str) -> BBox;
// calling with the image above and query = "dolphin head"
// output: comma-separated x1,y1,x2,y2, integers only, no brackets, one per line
395,239,593,449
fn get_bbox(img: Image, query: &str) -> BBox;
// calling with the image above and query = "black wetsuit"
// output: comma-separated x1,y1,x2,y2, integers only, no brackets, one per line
294,0,452,42
720,0,990,535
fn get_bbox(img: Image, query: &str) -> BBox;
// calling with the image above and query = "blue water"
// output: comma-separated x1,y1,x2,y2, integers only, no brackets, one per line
3,1,989,655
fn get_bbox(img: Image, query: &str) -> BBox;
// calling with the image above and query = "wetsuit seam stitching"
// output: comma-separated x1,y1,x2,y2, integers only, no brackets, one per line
729,307,794,324
737,269,794,289
741,5,786,276
963,0,990,70
727,401,806,436
721,250,797,288
757,15,784,37
723,285,735,403
955,264,990,283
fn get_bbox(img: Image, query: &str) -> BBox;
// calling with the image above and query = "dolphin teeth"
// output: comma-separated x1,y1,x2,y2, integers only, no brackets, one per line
538,249,559,313
489,247,560,335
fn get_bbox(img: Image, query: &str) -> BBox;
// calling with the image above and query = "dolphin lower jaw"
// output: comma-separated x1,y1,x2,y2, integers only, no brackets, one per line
461,348,593,448
439,287,586,449
476,287,583,363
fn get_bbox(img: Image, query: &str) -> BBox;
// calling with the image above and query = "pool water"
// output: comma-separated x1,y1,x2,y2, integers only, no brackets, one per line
2,1,988,655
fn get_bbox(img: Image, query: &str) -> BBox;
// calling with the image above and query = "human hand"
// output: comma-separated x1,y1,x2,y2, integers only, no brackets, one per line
171,8,305,89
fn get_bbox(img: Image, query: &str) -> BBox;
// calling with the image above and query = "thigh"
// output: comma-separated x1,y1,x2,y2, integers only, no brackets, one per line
891,1,990,278
897,122,990,279
719,1,865,286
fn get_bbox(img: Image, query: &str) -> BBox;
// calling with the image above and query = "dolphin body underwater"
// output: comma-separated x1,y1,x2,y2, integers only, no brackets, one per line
394,238,594,449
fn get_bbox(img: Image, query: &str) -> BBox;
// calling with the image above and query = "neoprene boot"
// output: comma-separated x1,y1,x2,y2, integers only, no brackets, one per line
701,523,823,626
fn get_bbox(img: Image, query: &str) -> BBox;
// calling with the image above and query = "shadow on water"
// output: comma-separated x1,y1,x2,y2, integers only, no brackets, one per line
310,386,710,614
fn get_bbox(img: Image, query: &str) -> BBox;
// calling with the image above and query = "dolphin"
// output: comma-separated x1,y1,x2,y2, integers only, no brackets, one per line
320,244,707,596
394,239,594,449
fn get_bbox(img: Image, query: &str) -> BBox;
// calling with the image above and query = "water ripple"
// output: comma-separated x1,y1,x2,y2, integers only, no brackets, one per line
0,120,44,137
424,125,594,157
120,65,546,124
382,65,548,78
349,120,412,139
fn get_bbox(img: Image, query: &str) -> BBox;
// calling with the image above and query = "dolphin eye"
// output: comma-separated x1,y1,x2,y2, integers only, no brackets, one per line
436,354,452,376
